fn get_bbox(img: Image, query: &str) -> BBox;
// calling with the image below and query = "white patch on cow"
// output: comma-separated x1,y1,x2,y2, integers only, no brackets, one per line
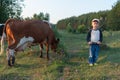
9,49,15,56
6,49,15,60
16,36,34,50
43,20,49,23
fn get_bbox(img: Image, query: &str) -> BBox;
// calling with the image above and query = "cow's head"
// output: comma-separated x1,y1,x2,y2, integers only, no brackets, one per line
51,38,60,52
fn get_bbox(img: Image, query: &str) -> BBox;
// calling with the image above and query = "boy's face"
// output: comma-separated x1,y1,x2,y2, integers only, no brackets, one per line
92,21,99,29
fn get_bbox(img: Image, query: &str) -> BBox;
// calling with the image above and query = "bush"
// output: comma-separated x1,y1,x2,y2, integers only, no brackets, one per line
77,24,87,33
66,23,73,33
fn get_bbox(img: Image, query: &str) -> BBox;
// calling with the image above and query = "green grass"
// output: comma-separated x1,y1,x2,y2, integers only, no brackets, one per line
0,30,120,80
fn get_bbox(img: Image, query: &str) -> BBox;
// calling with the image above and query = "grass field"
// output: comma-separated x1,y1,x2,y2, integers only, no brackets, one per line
0,30,120,80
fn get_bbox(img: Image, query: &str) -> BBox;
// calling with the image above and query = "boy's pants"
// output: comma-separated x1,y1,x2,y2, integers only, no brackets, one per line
89,44,100,64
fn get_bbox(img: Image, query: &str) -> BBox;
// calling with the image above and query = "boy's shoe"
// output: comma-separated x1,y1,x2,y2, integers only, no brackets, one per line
94,63,98,66
89,64,93,66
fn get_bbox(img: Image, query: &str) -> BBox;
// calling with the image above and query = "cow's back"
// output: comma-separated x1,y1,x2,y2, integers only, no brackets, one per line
5,19,53,43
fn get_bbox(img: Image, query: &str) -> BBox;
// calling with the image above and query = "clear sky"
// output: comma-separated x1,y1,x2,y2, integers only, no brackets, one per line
21,0,117,24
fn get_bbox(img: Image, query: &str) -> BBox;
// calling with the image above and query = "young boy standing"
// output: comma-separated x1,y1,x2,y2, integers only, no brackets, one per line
86,18,103,66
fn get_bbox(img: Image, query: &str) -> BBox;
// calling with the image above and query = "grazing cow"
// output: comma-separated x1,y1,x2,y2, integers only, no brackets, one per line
0,24,46,57
0,19,59,66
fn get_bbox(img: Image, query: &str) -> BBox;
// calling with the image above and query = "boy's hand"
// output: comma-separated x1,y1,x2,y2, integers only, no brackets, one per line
97,41,102,44
88,42,92,45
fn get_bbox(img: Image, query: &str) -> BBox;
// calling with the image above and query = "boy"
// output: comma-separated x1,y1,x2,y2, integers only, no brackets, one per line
86,18,103,66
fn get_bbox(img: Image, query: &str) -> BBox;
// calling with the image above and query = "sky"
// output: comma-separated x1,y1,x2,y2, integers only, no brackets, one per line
21,0,117,24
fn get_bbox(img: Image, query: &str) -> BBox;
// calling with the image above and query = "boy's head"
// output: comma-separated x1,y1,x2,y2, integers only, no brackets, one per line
91,18,100,29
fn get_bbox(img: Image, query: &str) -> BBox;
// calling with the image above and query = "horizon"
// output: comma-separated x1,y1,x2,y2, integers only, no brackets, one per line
21,0,117,24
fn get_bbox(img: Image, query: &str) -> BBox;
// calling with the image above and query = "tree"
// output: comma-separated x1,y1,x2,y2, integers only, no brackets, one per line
33,13,39,20
0,0,24,23
44,13,50,21
107,0,120,30
38,12,44,20
32,12,50,21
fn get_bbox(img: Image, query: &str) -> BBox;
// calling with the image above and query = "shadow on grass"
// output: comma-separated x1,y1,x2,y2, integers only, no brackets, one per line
99,47,120,64
0,73,30,80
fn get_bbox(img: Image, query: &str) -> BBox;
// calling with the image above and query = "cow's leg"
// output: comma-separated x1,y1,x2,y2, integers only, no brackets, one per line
6,49,15,66
12,56,15,65
46,44,49,60
7,40,18,66
7,37,15,66
39,44,43,58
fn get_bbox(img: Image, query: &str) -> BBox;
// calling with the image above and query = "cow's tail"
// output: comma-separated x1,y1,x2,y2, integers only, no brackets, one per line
0,32,6,55
0,20,10,55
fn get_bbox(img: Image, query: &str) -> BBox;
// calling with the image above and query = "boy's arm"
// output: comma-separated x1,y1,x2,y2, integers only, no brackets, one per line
86,30,91,43
99,30,103,42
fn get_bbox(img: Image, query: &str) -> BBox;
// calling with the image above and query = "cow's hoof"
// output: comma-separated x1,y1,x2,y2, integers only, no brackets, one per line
12,56,15,65
47,58,50,61
40,55,43,58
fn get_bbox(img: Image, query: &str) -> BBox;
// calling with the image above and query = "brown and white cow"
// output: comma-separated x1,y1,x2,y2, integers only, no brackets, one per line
0,19,59,66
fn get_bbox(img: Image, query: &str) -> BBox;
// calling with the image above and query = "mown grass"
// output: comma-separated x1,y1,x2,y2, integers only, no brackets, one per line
0,30,120,80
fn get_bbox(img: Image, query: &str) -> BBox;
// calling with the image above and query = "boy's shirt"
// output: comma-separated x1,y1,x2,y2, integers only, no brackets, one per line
87,29,103,43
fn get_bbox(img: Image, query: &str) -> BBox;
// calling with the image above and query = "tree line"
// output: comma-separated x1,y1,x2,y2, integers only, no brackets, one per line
0,0,50,23
56,0,120,32
24,12,50,21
